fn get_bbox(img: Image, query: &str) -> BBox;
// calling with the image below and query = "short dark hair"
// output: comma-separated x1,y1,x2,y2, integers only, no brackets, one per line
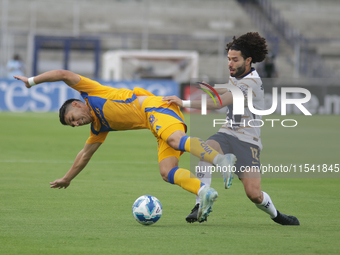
226,32,268,64
59,99,82,125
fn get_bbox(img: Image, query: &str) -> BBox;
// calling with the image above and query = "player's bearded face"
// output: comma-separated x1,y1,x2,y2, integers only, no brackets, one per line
228,50,249,78
230,61,246,78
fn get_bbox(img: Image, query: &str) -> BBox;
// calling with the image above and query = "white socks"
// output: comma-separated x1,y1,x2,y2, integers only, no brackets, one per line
255,191,278,218
195,161,212,204
194,161,278,220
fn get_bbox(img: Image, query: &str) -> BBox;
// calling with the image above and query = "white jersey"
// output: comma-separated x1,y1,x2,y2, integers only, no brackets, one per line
218,68,264,150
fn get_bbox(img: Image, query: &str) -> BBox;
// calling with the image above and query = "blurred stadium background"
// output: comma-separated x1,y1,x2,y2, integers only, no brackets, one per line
0,0,340,113
1,2,340,254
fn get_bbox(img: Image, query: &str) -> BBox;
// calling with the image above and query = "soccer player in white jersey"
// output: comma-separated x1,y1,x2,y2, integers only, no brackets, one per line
163,32,300,225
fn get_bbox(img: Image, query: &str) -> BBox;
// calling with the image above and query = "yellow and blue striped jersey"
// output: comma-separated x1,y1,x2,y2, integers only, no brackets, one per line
71,75,154,144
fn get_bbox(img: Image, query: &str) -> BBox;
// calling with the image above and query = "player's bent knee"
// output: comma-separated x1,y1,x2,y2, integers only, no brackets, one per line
160,170,169,182
166,130,186,150
159,165,174,183
167,137,179,150
159,157,179,183
246,190,262,203
167,136,182,150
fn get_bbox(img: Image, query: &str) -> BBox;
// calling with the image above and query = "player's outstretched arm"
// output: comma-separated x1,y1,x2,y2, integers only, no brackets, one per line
162,95,184,107
162,90,233,110
14,69,81,88
50,142,101,189
162,95,214,109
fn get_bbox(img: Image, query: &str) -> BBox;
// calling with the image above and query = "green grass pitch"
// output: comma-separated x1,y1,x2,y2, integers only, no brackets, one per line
0,112,339,254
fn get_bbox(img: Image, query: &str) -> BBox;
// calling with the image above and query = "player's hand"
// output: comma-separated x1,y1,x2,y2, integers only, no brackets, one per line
50,178,70,189
162,95,183,107
13,75,31,88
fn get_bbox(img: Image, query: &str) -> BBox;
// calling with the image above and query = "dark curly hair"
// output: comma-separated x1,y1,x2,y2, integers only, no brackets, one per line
226,32,268,64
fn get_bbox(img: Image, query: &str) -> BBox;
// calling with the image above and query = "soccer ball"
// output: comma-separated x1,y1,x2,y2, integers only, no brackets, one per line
132,195,162,225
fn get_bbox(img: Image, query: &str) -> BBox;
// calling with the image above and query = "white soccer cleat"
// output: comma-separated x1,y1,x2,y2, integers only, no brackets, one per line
197,186,218,222
215,154,237,189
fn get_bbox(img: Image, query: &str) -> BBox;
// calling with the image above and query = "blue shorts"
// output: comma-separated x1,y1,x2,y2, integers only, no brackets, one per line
208,132,260,177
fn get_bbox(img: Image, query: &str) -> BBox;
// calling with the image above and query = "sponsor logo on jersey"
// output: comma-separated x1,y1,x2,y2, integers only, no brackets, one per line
95,107,109,128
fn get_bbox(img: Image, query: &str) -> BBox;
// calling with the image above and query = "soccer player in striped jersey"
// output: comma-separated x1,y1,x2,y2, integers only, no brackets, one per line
14,70,236,223
163,32,300,225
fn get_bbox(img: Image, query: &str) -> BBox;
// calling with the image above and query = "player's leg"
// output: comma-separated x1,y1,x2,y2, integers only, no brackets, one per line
234,142,279,220
144,98,221,222
143,97,235,171
167,130,237,193
157,144,201,195
159,156,203,194
186,160,213,223
167,130,236,168
191,133,236,190
157,138,217,222
186,134,236,223
240,169,277,214
240,170,300,225
164,126,236,193
186,139,221,223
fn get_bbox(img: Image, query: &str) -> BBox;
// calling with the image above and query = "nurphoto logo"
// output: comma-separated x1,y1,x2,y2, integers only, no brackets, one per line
198,82,222,115
199,84,312,128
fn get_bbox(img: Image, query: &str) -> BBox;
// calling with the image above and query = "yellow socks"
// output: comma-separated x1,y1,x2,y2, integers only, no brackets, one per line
167,167,203,195
178,135,219,164
167,135,221,194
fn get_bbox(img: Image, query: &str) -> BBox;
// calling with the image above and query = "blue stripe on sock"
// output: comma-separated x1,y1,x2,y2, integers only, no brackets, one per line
200,182,205,188
168,167,179,184
179,135,189,152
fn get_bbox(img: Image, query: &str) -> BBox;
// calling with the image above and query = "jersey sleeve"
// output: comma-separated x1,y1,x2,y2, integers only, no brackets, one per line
71,75,102,95
86,130,109,144
133,87,155,96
